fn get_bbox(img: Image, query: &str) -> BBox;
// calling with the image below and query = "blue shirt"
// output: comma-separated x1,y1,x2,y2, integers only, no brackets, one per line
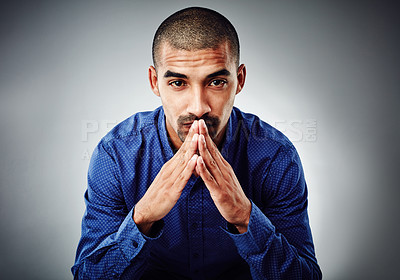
72,106,322,279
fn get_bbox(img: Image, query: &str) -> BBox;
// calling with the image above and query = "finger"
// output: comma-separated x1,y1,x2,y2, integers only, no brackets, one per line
180,120,199,151
173,154,198,192
199,135,223,185
188,133,199,155
167,133,198,181
198,119,208,137
197,156,218,193
199,119,225,165
194,164,200,177
169,121,199,170
172,120,197,158
180,120,200,163
198,134,223,181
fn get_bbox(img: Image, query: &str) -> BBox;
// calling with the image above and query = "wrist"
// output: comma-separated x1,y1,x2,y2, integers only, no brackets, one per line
133,207,154,235
234,200,251,234
233,217,249,234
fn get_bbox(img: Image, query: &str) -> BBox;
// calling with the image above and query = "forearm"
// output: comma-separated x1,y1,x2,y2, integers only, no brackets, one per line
225,202,322,280
246,231,321,280
72,245,148,280
72,208,163,279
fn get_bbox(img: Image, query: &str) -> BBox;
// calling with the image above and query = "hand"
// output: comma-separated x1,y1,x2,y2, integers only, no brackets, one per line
196,119,251,233
133,121,200,235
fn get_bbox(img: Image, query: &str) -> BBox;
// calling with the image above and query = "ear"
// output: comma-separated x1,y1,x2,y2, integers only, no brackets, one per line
236,64,246,95
149,66,160,96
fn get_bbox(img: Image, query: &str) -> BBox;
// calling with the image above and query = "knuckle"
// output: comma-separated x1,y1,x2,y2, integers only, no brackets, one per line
215,191,227,201
164,178,173,187
159,173,167,181
211,148,218,158
159,169,169,180
220,156,228,165
223,179,231,188
178,154,186,164
160,164,168,172
179,147,187,154
165,191,175,201
178,172,185,180
171,151,181,160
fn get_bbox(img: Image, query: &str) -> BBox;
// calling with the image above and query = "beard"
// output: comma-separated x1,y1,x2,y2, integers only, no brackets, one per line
176,113,221,142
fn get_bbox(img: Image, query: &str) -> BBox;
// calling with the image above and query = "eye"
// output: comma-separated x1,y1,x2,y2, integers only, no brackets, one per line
169,80,186,87
209,79,227,87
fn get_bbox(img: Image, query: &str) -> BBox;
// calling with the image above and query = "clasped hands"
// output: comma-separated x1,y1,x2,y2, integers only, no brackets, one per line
134,120,251,235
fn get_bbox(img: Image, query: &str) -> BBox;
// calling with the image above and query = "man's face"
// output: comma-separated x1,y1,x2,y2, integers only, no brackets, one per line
149,41,246,149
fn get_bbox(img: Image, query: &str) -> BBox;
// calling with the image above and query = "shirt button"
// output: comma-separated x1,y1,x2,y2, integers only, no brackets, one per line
132,240,138,248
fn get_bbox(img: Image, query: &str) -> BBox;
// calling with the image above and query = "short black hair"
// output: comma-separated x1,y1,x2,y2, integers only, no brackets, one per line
152,7,240,68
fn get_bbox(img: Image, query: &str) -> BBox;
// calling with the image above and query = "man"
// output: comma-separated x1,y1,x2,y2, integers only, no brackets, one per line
72,7,322,280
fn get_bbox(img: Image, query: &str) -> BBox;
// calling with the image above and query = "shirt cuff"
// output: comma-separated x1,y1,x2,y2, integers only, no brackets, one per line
116,207,164,262
222,200,275,258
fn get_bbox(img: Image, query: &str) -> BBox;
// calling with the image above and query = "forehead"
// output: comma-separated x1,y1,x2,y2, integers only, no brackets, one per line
157,42,235,73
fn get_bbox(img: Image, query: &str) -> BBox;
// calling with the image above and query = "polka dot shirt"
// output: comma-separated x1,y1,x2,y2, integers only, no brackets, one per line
72,106,322,279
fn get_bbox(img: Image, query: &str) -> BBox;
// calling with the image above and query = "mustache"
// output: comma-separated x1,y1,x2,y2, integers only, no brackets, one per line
177,113,220,128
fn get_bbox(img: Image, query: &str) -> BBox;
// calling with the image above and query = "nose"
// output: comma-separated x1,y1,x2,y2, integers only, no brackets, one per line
186,85,211,118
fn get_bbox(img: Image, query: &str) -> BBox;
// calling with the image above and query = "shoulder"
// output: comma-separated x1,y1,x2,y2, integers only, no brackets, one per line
99,107,162,150
232,107,295,154
232,108,305,195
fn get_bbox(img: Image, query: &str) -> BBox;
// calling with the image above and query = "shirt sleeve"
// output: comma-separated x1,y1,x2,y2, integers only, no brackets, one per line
224,147,322,280
71,141,163,279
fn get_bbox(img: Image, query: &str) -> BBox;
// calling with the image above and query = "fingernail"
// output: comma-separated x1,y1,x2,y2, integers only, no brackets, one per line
201,134,206,143
192,133,198,142
191,154,198,161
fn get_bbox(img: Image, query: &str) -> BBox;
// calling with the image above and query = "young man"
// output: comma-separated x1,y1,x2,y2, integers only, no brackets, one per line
72,7,322,279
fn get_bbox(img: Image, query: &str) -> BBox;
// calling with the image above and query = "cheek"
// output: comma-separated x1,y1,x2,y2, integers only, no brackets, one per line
161,95,185,116
159,92,185,127
216,92,235,112
160,87,191,112
217,94,235,124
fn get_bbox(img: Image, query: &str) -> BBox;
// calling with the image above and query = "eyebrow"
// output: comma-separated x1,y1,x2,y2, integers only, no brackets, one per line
163,69,231,79
163,70,187,79
206,69,231,79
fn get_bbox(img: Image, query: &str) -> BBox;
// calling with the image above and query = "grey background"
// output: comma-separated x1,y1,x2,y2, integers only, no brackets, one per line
0,0,399,279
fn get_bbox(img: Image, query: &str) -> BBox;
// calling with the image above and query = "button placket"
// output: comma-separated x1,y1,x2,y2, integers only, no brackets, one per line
187,181,204,278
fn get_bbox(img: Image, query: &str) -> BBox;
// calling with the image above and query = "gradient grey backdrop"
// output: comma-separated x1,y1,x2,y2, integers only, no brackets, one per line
1,0,399,279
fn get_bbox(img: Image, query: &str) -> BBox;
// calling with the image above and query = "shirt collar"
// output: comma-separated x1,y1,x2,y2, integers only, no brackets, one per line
157,106,175,161
220,107,238,167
